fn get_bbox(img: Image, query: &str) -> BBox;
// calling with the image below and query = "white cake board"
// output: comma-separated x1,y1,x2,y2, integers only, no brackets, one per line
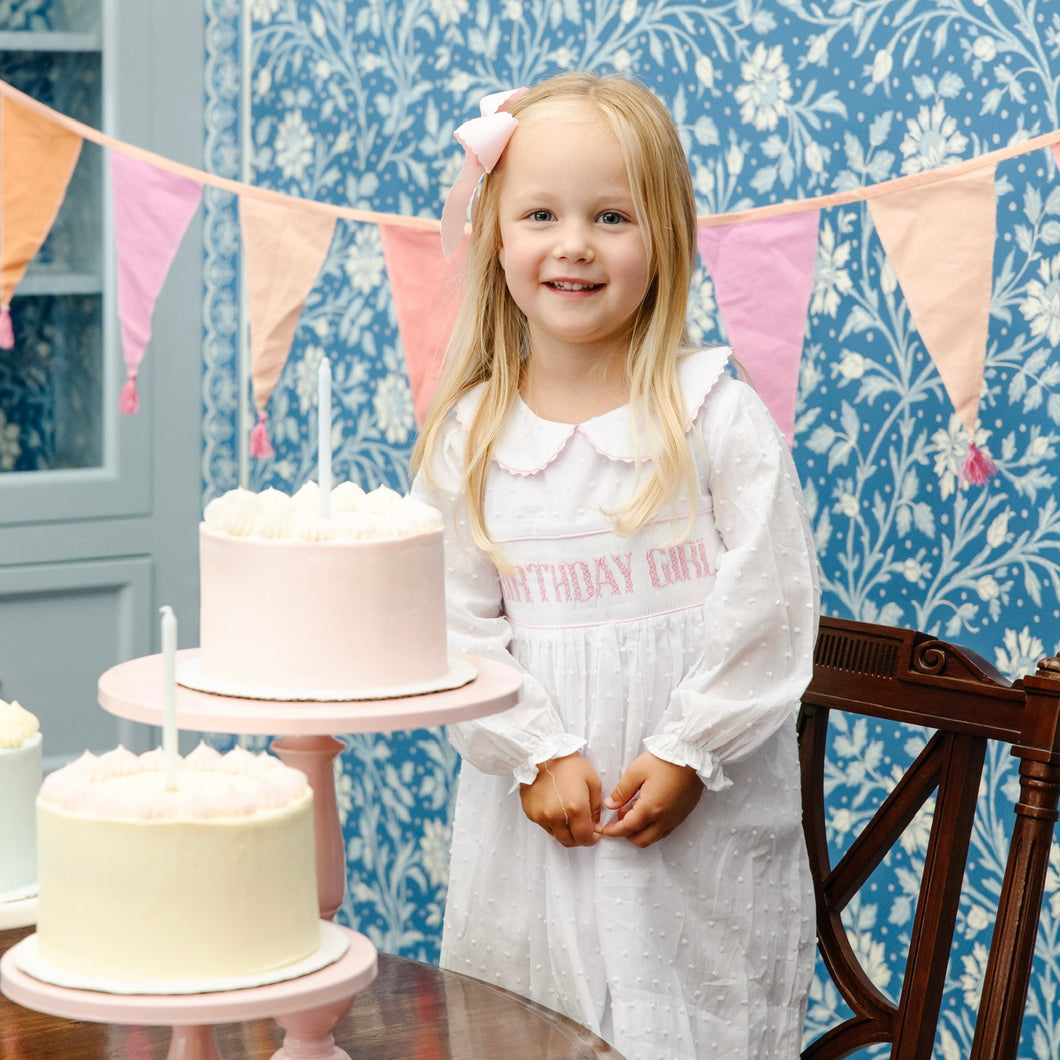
13,919,349,995
176,655,477,702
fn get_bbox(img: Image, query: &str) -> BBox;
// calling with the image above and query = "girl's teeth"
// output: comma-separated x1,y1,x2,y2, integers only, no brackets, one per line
551,281,597,290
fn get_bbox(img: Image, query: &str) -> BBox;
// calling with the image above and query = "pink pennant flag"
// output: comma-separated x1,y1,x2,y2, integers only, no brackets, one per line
238,196,336,457
380,224,464,426
0,96,82,348
868,165,998,484
111,152,202,413
697,210,820,445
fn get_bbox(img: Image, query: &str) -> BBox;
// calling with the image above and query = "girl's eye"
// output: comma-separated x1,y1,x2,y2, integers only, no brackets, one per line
529,209,553,222
598,210,627,225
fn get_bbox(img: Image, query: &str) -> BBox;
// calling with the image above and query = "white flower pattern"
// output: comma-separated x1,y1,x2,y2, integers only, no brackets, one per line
273,109,315,183
1021,254,1060,345
734,43,794,132
899,101,969,174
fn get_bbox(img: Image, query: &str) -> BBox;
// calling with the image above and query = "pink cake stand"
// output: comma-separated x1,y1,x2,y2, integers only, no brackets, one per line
89,651,519,1056
98,650,522,920
1,925,376,1060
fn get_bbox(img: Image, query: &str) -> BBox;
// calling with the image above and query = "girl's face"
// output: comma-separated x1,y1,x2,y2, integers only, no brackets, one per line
496,106,650,366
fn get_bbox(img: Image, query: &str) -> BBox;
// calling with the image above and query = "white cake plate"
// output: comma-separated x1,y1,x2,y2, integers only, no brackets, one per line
98,650,523,921
0,881,36,903
1,924,377,1060
0,892,37,930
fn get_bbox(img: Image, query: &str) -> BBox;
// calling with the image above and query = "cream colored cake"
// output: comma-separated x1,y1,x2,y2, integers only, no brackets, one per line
0,699,42,895
195,481,451,698
35,743,319,984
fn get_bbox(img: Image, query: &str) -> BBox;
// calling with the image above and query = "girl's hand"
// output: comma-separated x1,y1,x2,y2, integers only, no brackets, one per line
599,753,703,848
520,753,602,848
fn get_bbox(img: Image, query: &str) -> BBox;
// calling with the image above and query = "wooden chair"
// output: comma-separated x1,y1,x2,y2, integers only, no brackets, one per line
799,616,1060,1059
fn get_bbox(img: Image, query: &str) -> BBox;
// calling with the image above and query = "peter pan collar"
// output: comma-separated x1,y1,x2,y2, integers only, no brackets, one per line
454,345,732,475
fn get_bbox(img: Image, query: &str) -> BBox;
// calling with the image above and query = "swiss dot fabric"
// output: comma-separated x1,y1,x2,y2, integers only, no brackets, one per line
412,346,820,1059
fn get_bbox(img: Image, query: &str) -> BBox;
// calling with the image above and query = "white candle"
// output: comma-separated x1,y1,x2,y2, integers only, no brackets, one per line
160,605,178,790
318,357,332,518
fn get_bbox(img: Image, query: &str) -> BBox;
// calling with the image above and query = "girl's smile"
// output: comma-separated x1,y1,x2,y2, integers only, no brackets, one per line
544,280,603,292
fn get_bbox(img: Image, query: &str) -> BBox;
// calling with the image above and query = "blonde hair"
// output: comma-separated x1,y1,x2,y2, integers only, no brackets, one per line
412,72,700,559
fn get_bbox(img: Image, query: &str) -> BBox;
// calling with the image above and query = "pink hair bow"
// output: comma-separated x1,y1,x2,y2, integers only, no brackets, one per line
440,87,528,259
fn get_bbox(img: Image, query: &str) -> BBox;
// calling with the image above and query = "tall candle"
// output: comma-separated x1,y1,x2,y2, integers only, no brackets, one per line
318,356,332,517
160,605,178,791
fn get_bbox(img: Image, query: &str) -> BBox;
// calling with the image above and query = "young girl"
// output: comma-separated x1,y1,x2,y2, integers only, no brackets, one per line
411,72,819,1059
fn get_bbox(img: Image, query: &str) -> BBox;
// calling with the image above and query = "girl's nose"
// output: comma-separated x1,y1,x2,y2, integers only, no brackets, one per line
553,222,594,262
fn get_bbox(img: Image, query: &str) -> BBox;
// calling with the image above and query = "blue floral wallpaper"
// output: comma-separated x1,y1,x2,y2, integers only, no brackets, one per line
194,1,1060,1056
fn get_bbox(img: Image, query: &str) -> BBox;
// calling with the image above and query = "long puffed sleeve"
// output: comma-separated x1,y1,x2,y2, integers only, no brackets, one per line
642,373,820,791
411,415,585,788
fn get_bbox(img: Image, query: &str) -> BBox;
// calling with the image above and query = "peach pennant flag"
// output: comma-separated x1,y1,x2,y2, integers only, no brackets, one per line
0,95,82,348
697,210,820,446
867,165,998,484
238,195,336,458
379,224,464,426
111,152,203,414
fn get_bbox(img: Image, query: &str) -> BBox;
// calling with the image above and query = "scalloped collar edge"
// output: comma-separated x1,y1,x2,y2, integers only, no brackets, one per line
453,345,732,475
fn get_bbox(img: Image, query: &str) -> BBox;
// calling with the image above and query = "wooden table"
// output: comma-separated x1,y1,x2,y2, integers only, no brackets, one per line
0,926,622,1059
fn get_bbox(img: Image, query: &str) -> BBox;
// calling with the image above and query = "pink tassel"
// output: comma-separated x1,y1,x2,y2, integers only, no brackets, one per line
249,413,274,459
118,377,139,414
0,305,13,350
959,439,997,486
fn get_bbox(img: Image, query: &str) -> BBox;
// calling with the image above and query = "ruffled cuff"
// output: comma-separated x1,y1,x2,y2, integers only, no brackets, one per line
507,734,587,794
643,734,732,792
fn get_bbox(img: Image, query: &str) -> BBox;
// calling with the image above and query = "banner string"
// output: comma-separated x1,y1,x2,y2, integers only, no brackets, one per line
698,128,1060,227
3,76,1060,230
0,78,436,231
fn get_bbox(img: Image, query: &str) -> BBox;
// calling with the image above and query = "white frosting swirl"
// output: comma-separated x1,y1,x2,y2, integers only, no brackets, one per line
38,742,311,820
357,485,402,513
0,698,40,749
330,481,366,512
202,482,442,540
290,481,320,510
290,511,338,541
203,488,258,536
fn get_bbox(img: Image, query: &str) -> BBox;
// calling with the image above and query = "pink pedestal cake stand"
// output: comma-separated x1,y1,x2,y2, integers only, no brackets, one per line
1,925,377,1060
11,652,522,1059
97,649,521,921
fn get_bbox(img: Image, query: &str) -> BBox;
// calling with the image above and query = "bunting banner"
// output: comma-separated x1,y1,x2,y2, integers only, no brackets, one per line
697,210,820,446
111,152,203,413
867,165,998,483
238,195,336,457
0,95,82,347
379,224,465,426
2,74,1059,484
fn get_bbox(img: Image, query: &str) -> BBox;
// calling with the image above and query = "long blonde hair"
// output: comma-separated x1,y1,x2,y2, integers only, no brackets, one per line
411,72,700,558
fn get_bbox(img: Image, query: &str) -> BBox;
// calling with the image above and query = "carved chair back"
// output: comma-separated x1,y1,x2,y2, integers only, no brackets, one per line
799,616,1060,1059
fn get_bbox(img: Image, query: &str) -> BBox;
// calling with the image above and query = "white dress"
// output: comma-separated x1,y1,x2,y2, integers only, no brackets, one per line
411,346,820,1060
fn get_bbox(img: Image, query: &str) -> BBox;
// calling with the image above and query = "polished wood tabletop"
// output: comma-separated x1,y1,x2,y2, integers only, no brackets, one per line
0,926,623,1059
